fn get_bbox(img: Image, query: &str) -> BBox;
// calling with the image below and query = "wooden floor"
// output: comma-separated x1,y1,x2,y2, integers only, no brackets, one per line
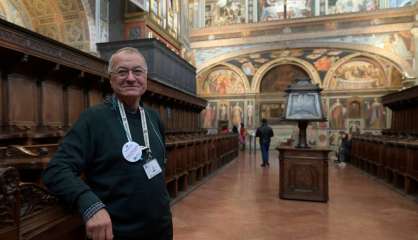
172,150,418,240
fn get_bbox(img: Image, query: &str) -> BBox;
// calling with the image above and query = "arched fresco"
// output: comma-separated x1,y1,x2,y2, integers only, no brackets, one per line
199,64,249,96
260,64,309,93
202,68,245,95
323,54,402,90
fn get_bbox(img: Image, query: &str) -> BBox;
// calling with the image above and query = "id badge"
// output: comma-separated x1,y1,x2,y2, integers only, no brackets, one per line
143,159,162,179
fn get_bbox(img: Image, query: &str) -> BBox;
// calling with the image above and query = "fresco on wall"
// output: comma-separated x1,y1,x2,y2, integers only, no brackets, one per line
205,0,245,26
218,102,229,121
347,98,362,118
259,0,285,21
246,101,255,128
201,102,218,128
259,102,285,125
201,68,245,95
287,0,313,19
314,32,415,65
230,101,244,126
347,119,363,134
327,0,377,14
364,97,386,129
260,65,308,92
329,98,347,129
329,58,387,90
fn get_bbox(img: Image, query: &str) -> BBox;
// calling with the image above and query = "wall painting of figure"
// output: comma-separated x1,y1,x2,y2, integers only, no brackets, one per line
329,98,347,129
364,97,386,129
201,68,245,95
230,101,244,127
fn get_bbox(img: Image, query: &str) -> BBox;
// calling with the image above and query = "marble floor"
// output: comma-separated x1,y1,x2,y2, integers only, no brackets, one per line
172,150,418,240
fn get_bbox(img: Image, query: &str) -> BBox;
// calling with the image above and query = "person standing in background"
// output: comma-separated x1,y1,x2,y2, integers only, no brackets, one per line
256,118,274,167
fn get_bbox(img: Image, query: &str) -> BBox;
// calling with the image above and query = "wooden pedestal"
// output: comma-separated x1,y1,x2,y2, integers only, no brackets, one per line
277,146,331,202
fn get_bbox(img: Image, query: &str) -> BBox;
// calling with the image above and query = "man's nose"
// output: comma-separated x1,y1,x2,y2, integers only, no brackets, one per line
126,70,136,81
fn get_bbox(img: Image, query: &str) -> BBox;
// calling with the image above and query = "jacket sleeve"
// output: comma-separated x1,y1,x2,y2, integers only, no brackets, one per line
42,110,103,221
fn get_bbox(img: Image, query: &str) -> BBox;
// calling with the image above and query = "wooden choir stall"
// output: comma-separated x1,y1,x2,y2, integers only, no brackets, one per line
0,19,239,240
351,85,418,195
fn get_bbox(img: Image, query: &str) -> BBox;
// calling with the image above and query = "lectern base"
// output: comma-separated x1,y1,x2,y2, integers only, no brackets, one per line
277,146,331,202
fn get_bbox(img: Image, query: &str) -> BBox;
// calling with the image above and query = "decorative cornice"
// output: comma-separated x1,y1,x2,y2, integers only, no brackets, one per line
0,18,107,77
191,23,414,49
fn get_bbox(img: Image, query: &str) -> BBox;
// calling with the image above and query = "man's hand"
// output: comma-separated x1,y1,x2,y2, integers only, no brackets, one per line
86,209,113,240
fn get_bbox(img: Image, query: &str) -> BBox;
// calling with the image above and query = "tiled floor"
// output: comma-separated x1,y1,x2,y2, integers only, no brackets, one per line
172,150,418,240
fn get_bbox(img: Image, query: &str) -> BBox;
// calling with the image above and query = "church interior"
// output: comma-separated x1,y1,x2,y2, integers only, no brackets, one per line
1,0,418,239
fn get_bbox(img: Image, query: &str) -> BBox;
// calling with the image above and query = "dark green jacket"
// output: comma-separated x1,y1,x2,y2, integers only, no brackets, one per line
42,97,171,238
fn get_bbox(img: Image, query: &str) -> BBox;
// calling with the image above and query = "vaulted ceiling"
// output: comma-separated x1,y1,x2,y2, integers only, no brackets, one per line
0,0,93,52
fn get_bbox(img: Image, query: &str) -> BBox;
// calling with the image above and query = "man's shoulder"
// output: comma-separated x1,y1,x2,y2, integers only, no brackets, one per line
79,103,111,121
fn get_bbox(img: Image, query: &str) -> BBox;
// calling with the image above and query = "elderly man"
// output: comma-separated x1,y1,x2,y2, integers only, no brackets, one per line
43,47,172,240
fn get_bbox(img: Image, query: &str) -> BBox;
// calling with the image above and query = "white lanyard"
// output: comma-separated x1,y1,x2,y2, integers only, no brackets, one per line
117,99,150,150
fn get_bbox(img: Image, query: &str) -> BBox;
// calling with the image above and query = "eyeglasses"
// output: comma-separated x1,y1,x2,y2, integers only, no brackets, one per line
111,68,147,78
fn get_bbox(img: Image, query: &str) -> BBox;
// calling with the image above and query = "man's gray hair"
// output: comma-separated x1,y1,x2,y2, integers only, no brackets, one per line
107,47,148,74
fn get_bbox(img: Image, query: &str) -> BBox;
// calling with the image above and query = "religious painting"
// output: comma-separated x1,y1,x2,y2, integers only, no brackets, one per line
329,58,386,90
287,0,313,19
246,100,255,128
347,119,363,135
230,101,244,126
329,98,347,129
205,0,245,26
364,97,386,129
260,64,308,93
317,130,329,147
218,102,230,122
347,98,362,118
328,130,341,148
259,0,284,21
259,102,285,125
201,68,245,95
201,102,218,128
327,0,377,15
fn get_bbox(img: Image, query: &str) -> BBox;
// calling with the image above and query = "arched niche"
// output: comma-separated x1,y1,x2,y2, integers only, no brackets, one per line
253,57,321,93
259,64,309,93
323,54,403,91
197,63,250,96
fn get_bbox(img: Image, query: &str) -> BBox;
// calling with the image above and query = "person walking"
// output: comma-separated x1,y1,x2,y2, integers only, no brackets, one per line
256,118,274,167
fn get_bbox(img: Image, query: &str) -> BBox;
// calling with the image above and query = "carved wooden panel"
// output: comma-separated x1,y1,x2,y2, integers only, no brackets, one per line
42,80,64,128
8,73,37,128
67,86,84,126
278,147,330,202
88,89,102,107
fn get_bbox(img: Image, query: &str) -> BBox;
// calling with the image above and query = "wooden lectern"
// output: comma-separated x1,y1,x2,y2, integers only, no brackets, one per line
277,146,331,202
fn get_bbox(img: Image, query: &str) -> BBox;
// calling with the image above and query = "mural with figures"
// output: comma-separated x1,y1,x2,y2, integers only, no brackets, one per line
200,67,246,96
329,58,388,90
205,0,245,26
198,47,400,149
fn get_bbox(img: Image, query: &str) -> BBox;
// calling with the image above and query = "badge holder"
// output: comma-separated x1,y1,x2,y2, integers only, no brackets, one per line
142,149,162,179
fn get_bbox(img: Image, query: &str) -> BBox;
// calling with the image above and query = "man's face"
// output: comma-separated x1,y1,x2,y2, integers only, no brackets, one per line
109,52,147,99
